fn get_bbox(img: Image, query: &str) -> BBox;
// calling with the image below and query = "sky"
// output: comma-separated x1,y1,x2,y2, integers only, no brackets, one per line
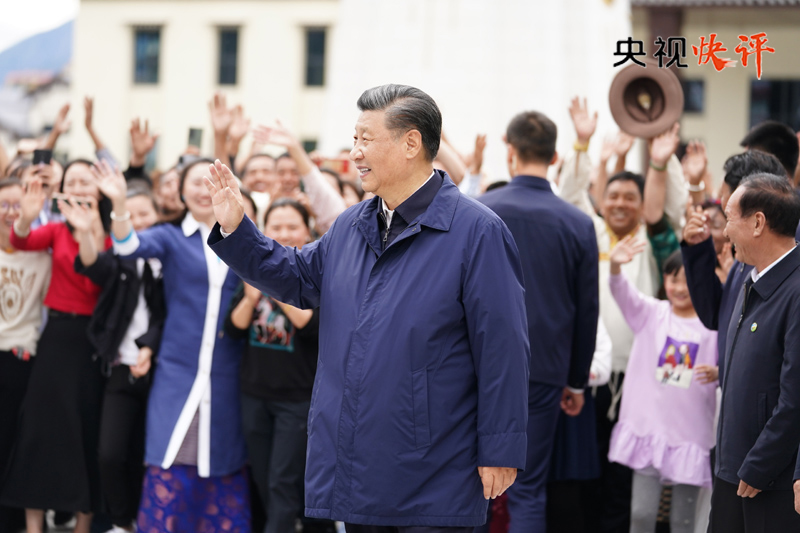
0,0,78,53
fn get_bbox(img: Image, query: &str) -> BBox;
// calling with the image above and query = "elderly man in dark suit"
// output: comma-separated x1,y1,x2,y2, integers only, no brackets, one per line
707,172,800,532
479,111,599,533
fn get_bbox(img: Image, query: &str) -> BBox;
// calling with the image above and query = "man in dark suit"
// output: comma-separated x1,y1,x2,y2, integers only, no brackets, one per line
479,111,599,533
707,172,800,532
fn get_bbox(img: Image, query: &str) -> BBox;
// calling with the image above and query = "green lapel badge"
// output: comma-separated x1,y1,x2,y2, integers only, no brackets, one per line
751,322,758,332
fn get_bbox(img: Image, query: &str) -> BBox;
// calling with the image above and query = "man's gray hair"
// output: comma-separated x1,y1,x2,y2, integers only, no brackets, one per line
357,84,442,161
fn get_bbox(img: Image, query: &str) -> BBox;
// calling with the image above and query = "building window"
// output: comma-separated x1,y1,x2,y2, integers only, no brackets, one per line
750,80,800,131
680,79,704,113
305,28,326,87
219,28,238,85
134,28,160,84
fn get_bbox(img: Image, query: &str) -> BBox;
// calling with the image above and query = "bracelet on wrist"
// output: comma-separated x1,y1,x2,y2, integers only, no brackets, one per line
649,160,668,172
686,181,706,193
110,211,131,222
574,140,590,153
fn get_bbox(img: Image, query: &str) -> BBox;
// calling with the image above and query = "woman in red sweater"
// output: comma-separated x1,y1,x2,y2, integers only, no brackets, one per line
0,160,112,533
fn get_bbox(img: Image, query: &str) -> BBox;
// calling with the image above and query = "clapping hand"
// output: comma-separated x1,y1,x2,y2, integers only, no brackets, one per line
568,97,597,145
204,159,245,234
608,235,646,274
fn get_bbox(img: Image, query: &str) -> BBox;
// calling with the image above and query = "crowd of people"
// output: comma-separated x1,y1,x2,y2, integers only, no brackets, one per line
0,81,798,533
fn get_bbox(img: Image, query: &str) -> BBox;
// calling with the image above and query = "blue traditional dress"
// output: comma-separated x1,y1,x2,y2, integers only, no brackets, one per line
113,213,249,530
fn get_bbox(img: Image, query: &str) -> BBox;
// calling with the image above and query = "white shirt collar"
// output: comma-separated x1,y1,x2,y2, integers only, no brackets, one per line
380,171,436,228
751,244,797,282
181,212,210,237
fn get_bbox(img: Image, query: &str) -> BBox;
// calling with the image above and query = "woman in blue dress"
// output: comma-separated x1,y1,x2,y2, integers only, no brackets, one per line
94,159,250,532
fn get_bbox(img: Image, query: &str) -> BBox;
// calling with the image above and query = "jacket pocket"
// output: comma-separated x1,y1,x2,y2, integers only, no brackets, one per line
757,392,768,431
412,368,431,449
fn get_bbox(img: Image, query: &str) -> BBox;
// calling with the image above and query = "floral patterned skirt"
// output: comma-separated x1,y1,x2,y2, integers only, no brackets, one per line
136,465,250,532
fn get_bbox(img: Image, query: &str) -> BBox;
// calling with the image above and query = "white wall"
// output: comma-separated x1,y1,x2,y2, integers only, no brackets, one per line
69,0,339,168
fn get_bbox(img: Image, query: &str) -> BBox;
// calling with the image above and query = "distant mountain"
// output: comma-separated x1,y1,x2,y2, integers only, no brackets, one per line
0,21,72,85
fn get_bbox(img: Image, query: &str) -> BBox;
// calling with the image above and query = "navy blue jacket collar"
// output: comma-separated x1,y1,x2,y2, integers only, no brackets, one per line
752,245,800,300
393,172,443,227
511,175,553,191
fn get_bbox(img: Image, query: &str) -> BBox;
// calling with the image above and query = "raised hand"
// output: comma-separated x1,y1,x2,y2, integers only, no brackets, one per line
228,105,251,143
209,92,232,135
609,235,646,273
682,140,707,185
470,134,487,175
19,178,47,227
682,205,711,245
130,118,159,166
91,159,127,205
253,121,300,150
650,122,680,168
614,131,635,158
84,97,94,132
52,103,71,136
600,135,616,165
59,197,96,234
204,159,245,233
568,97,597,145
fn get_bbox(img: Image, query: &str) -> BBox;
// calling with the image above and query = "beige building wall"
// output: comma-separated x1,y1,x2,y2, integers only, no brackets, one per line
633,7,800,187
69,0,338,168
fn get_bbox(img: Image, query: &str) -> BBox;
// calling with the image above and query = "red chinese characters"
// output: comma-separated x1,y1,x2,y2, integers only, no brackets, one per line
691,34,736,72
735,33,775,80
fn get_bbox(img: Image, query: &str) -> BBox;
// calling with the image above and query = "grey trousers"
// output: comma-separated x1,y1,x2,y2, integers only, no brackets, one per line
630,471,700,533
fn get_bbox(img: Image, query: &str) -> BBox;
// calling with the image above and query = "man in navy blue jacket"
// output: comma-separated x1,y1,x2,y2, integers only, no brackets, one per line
703,173,800,532
204,85,530,533
479,111,598,533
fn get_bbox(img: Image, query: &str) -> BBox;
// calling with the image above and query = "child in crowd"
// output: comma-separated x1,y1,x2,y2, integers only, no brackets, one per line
607,239,718,533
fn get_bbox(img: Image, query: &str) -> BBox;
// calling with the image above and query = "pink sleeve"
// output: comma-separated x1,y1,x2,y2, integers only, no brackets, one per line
10,223,56,251
608,271,659,333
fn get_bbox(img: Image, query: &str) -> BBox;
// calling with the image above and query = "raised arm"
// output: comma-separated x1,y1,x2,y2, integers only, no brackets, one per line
11,177,49,248
209,93,233,164
643,123,686,230
435,136,467,185
608,236,656,333
83,97,118,168
558,97,597,217
254,123,346,232
680,206,724,330
226,105,250,169
682,140,709,206
205,160,325,308
42,103,70,151
129,117,158,182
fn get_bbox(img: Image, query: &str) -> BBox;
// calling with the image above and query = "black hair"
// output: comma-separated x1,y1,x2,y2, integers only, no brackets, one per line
701,199,725,218
6,158,31,179
663,250,684,277
276,152,293,163
263,197,311,232
723,150,786,193
61,159,112,234
126,179,159,212
0,177,22,192
738,172,800,238
486,181,509,192
172,157,215,226
320,168,344,195
356,84,442,161
241,154,276,175
341,180,363,201
605,171,645,199
740,121,798,177
505,111,557,165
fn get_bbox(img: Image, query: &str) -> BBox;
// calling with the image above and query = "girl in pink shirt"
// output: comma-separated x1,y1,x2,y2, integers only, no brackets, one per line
608,237,718,533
